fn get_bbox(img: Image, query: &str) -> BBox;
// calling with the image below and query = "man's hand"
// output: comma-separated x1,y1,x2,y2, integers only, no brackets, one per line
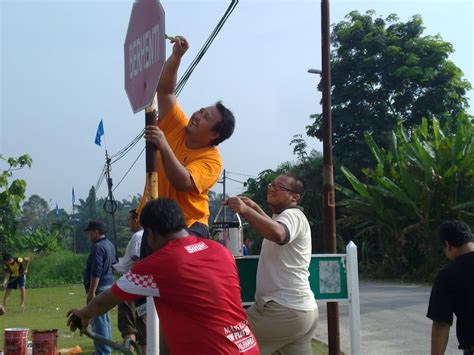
144,125,168,151
67,308,90,334
225,197,252,215
238,196,259,210
170,35,189,59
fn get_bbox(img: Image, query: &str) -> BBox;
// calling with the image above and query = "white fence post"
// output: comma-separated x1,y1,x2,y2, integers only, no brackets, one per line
146,296,159,354
347,241,362,354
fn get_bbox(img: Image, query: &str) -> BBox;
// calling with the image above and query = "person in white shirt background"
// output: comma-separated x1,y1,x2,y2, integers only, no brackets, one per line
112,209,145,353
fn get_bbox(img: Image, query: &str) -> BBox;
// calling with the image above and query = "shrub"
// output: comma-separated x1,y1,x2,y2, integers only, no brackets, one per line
27,251,88,288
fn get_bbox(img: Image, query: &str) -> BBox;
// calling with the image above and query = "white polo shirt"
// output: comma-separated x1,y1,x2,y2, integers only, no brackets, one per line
113,230,143,275
255,206,317,311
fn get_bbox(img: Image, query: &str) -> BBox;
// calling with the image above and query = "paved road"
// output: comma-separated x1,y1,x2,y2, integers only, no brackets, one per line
314,281,459,354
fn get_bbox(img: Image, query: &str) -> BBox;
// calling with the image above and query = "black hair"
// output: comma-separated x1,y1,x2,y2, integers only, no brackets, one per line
139,198,186,236
211,101,235,146
282,173,305,203
84,220,106,235
2,253,13,262
439,220,473,247
129,209,139,219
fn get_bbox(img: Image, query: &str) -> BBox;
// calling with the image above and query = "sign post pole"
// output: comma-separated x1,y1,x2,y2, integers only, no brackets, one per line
124,1,166,353
347,241,362,354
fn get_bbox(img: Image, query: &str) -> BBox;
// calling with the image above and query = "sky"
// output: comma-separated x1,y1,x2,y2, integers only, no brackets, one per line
1,0,473,211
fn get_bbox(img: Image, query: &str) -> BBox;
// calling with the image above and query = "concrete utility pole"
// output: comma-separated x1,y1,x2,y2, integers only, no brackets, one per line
321,0,340,353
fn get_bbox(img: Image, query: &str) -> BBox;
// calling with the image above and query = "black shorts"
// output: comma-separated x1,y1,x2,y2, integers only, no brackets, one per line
7,275,25,290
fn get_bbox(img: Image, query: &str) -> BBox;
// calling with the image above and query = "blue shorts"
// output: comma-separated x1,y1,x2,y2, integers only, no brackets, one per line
7,275,25,289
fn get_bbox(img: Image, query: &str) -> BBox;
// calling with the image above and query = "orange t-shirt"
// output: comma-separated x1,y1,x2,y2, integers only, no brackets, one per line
157,102,222,227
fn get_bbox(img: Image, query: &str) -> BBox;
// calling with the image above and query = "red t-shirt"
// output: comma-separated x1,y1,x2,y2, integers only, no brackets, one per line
111,236,259,354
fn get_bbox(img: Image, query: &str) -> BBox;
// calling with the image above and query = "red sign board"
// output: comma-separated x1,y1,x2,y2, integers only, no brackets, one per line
124,0,165,113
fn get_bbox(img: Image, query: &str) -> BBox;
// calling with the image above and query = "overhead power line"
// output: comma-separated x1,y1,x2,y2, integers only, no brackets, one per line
226,176,245,184
175,0,239,96
113,147,145,193
226,171,257,178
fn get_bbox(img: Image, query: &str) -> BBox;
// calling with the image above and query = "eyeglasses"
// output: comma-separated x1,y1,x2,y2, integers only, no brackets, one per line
267,182,296,193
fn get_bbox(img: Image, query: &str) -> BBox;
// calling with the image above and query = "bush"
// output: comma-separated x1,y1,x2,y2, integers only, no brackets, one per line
27,251,88,288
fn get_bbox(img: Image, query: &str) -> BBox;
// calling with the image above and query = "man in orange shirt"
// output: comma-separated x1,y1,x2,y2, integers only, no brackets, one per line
144,35,235,239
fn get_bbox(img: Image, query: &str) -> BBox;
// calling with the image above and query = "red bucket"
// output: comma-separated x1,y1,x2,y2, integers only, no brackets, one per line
32,330,58,355
4,328,29,355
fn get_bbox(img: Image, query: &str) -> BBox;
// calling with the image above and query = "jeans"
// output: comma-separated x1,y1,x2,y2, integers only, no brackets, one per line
91,285,112,355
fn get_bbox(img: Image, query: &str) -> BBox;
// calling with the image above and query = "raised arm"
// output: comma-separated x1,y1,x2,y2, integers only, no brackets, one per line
22,257,30,273
156,36,189,122
226,197,287,244
238,196,268,217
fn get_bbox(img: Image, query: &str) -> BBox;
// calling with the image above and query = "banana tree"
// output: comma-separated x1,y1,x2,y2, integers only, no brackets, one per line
337,114,474,277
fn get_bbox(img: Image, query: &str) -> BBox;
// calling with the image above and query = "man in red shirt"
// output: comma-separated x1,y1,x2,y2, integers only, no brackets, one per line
68,198,258,354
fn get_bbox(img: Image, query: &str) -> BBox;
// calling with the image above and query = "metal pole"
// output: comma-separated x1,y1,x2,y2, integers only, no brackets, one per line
144,94,159,355
72,204,76,254
223,169,226,200
223,169,226,222
145,95,159,201
321,0,340,353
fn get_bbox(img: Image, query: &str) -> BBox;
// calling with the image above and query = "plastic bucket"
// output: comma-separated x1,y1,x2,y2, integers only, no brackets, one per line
32,330,58,355
4,328,29,355
212,205,244,257
212,221,244,256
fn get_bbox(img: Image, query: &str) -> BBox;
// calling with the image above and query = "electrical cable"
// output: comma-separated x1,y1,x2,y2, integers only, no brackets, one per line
112,146,145,193
226,171,256,178
95,164,107,192
176,0,238,96
226,176,245,184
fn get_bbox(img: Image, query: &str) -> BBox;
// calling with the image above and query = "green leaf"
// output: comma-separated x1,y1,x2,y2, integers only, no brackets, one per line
341,166,371,200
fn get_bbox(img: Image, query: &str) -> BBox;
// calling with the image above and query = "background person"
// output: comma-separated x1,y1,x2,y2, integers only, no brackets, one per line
227,173,318,354
2,253,30,309
112,209,146,354
427,220,474,355
68,198,259,355
83,220,116,355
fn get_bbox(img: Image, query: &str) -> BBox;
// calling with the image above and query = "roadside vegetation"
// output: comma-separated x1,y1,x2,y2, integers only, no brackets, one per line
0,11,472,305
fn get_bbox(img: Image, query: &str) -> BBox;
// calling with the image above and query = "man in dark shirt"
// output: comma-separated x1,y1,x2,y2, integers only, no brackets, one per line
427,220,474,355
83,220,116,355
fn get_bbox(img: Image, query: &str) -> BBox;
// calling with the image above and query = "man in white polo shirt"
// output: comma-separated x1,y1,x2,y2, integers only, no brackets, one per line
226,173,318,354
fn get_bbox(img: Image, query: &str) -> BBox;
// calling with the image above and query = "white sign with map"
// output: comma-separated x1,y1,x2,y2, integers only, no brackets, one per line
319,260,341,293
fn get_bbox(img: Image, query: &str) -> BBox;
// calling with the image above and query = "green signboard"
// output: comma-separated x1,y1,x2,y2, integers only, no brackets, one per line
236,254,348,303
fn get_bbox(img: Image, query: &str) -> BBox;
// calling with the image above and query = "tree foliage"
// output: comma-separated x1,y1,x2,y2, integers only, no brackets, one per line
241,144,326,254
307,10,472,174
19,194,50,233
73,187,141,253
337,114,474,279
0,154,32,251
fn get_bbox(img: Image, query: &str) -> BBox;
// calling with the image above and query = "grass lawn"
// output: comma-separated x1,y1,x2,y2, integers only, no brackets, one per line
0,285,331,353
0,285,120,352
